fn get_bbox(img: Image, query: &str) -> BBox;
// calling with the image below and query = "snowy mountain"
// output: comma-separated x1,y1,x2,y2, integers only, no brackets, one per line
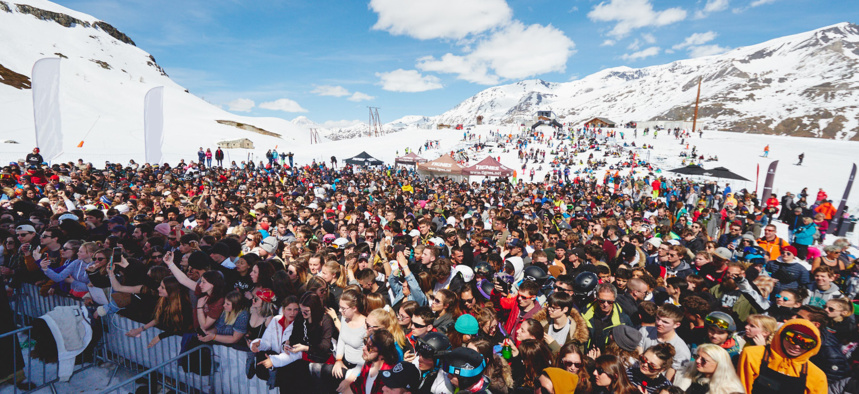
290,115,434,140
0,0,316,164
433,23,859,140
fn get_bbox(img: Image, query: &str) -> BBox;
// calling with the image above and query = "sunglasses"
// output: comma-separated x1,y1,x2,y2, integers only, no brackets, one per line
783,330,817,350
594,367,611,377
563,360,582,369
774,294,792,301
639,355,661,370
94,257,108,261
412,322,428,329
596,299,615,305
705,315,731,331
460,298,475,304
518,294,537,301
825,306,840,313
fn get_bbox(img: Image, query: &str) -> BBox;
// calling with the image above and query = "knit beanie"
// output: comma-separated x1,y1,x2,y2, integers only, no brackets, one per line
543,367,579,394
612,325,642,352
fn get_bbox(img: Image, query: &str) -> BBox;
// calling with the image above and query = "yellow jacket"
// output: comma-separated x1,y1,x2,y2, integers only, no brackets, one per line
737,319,828,394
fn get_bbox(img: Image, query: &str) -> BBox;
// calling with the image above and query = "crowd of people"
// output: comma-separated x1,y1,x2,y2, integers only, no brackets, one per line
0,140,858,394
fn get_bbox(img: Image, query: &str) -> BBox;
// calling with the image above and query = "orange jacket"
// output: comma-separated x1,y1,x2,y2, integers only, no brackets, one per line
757,236,789,260
814,202,836,220
738,319,827,394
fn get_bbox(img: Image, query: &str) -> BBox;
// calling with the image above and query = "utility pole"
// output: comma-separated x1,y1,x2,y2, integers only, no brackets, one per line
368,107,381,137
692,76,702,134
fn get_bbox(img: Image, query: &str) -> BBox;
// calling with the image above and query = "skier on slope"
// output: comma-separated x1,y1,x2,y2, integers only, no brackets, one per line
763,145,770,158
798,152,805,165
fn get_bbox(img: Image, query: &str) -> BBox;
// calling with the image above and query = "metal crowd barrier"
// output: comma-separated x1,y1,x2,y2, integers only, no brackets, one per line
8,284,280,393
0,324,96,394
12,283,86,326
99,344,214,394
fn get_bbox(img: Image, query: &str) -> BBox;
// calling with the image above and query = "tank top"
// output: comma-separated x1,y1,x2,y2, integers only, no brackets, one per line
246,318,267,342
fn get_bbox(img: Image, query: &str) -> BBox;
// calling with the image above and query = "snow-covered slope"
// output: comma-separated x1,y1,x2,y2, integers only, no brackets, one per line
434,23,859,140
0,0,317,164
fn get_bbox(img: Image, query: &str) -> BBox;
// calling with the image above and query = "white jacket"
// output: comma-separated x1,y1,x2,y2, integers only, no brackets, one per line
250,315,302,368
40,305,93,381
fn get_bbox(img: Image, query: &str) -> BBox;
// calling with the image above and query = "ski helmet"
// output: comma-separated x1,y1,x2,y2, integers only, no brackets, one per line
573,271,598,296
473,262,494,279
415,332,451,359
442,347,486,378
522,265,548,286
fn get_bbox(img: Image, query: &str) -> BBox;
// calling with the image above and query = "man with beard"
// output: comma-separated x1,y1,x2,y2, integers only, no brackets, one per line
709,262,770,322
344,330,398,394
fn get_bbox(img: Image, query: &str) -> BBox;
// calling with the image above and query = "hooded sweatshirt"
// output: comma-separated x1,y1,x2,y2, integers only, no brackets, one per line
804,283,843,308
737,319,828,394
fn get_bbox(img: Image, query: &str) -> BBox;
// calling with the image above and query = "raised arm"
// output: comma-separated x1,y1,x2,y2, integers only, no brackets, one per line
163,251,197,290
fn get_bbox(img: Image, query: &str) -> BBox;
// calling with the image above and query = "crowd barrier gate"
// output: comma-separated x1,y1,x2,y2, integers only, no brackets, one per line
7,284,279,394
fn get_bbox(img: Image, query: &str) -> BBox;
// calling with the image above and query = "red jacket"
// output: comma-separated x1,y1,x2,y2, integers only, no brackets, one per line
492,291,542,342
766,197,780,209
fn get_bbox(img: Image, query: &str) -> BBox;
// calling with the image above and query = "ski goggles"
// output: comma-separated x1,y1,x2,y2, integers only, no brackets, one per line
783,330,817,350
705,315,732,331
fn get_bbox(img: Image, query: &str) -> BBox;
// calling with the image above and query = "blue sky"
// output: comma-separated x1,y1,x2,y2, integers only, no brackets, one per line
56,0,854,126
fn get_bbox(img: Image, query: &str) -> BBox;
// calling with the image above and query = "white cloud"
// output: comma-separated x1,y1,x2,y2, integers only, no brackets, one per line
226,98,254,112
688,44,731,57
417,21,575,84
642,33,657,44
348,92,375,102
750,0,777,7
695,0,729,18
417,54,499,85
587,0,687,38
601,39,617,46
376,69,443,92
322,119,363,128
259,98,308,113
628,38,642,50
369,0,512,40
621,46,660,61
672,31,718,49
311,85,350,97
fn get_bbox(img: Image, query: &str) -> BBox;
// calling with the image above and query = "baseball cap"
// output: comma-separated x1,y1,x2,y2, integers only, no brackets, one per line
380,362,420,390
16,224,36,233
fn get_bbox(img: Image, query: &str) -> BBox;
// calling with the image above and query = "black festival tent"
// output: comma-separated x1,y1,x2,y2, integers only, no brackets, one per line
702,166,751,182
668,164,706,176
344,151,383,166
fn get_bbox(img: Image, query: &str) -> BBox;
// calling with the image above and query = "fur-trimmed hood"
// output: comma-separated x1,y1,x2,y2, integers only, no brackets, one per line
534,305,590,346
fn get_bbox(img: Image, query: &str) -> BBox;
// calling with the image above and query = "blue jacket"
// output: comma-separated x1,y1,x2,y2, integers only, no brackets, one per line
792,222,816,246
766,258,811,293
811,326,850,380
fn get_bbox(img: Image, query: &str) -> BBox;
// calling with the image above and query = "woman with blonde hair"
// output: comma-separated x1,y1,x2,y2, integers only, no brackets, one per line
743,314,778,347
674,344,745,394
366,308,413,360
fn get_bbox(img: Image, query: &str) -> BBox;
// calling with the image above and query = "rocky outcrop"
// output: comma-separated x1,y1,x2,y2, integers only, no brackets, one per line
93,21,135,46
0,63,30,89
216,120,281,138
0,1,11,13
14,4,136,46
15,4,89,27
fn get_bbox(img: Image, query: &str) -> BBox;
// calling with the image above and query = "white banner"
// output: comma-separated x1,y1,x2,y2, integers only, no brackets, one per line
144,86,164,164
31,58,63,163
